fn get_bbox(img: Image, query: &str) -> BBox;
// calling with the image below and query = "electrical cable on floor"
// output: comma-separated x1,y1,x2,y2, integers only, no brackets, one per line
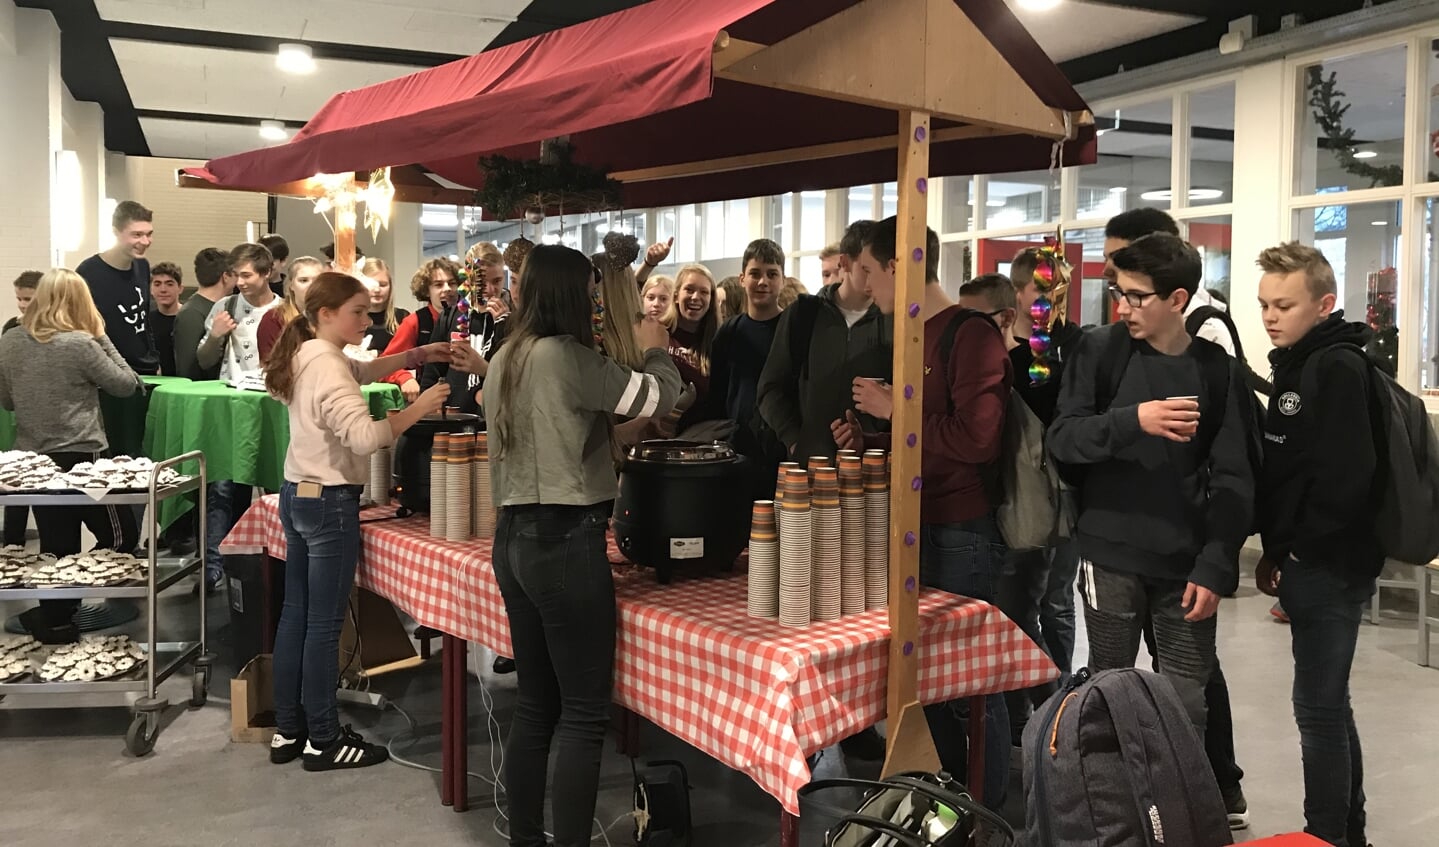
377,651,630,846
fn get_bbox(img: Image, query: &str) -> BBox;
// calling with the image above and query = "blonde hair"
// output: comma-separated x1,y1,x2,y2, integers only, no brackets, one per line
665,263,719,376
777,276,807,311
1257,241,1337,299
466,241,503,267
274,256,327,326
360,257,400,333
642,275,675,322
819,242,842,261
593,260,646,369
23,269,105,342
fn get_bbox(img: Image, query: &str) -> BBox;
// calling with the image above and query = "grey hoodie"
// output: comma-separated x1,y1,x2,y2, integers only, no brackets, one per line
756,283,892,461
0,330,141,454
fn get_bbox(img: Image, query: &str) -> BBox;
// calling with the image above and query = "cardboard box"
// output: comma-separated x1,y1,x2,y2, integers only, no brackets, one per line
231,653,276,743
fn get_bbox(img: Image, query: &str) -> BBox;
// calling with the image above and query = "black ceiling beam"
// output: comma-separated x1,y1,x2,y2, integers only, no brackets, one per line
103,22,464,67
15,0,148,155
134,109,308,130
487,0,651,49
1093,117,1234,142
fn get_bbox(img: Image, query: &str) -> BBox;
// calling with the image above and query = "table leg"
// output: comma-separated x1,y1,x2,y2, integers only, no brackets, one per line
453,638,469,813
966,694,986,807
441,634,455,807
779,810,799,847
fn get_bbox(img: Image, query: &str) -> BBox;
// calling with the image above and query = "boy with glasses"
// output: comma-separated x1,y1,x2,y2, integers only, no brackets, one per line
1049,234,1255,768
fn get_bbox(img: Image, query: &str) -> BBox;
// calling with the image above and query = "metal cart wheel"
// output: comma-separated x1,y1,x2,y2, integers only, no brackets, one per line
189,672,208,708
126,711,159,756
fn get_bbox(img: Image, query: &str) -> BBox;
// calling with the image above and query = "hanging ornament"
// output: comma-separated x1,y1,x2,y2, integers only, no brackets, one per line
1026,229,1072,387
591,284,606,351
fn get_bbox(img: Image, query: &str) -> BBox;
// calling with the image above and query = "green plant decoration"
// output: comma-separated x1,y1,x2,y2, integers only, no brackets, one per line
475,142,623,220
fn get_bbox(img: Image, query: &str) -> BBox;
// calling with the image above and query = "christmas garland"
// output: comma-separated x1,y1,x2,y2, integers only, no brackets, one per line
475,143,623,220
1305,66,1436,186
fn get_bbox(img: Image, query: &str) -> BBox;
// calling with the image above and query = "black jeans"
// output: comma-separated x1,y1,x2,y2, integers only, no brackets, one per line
493,502,616,847
273,482,363,744
30,451,141,630
1140,615,1244,791
1079,560,1217,743
996,546,1059,735
3,505,29,546
1278,560,1370,847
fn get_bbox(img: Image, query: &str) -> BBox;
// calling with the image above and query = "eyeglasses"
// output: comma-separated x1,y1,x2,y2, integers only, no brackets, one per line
1106,284,1160,309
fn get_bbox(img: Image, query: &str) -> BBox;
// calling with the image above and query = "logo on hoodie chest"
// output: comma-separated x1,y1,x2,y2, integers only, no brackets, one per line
1278,391,1302,416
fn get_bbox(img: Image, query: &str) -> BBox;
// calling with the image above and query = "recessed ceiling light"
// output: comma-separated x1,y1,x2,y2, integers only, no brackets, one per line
1016,0,1064,10
1109,186,1128,194
276,43,315,74
1139,187,1225,202
1371,220,1388,226
259,120,288,141
1353,150,1378,159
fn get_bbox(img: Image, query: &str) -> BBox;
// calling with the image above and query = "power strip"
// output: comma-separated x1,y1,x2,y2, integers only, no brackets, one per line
336,687,389,711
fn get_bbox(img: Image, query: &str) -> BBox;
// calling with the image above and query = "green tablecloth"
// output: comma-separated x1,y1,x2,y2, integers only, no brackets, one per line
144,380,403,490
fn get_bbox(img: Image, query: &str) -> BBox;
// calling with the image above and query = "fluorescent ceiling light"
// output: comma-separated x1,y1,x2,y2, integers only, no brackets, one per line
1353,150,1378,159
1109,186,1128,194
1370,220,1388,226
258,120,288,141
276,43,315,74
1139,188,1225,202
1016,0,1063,10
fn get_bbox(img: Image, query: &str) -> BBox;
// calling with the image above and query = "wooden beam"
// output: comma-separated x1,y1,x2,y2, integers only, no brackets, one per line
711,30,765,72
881,109,941,779
175,168,476,206
609,125,997,184
715,0,1071,139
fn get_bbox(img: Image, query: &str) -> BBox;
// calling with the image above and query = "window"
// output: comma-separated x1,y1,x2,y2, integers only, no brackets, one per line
1182,216,1233,301
800,191,828,251
940,177,973,234
1077,100,1173,217
1294,200,1403,344
1296,47,1407,194
1422,198,1439,391
986,169,1060,229
881,182,899,219
848,186,876,223
1187,84,1235,208
939,239,970,295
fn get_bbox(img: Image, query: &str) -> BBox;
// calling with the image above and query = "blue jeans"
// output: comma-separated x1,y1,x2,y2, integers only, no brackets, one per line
1279,560,1371,847
273,482,363,745
493,502,616,847
919,517,1010,808
205,480,253,584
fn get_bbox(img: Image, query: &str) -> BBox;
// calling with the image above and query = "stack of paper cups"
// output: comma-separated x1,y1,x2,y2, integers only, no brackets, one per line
747,501,779,619
474,432,496,538
778,469,812,627
430,434,450,539
863,451,889,610
811,467,842,621
807,457,830,489
838,455,866,615
370,447,392,507
446,436,472,541
774,461,800,533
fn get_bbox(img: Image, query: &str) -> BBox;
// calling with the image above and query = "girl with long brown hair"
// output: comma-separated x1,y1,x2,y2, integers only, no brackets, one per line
264,271,456,770
0,269,142,642
482,245,680,847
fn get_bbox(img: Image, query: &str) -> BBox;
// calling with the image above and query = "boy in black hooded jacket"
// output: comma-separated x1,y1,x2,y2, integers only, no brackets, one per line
1255,242,1379,847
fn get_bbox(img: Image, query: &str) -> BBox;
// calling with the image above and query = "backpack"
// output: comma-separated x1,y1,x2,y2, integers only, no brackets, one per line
1022,668,1233,847
1185,305,1273,396
799,771,1014,847
1300,343,1439,565
936,310,1061,551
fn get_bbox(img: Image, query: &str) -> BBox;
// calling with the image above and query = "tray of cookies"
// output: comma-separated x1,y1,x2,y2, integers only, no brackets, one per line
0,635,43,682
26,550,147,588
58,456,189,493
36,636,147,683
0,450,64,492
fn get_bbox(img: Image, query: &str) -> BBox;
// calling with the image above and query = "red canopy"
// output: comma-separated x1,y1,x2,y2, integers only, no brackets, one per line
193,0,1094,208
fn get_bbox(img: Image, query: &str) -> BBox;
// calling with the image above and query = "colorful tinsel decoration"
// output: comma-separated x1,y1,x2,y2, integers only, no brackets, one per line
453,266,472,340
1026,231,1072,386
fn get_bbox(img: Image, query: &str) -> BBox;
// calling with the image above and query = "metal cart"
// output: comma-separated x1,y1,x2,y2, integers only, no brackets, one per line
0,451,215,755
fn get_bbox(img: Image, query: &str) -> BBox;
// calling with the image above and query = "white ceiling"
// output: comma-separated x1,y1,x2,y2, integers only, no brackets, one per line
111,39,427,122
139,115,289,160
1004,0,1200,64
95,0,530,56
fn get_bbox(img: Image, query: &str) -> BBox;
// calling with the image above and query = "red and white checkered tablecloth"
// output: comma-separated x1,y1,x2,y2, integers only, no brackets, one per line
224,494,1057,815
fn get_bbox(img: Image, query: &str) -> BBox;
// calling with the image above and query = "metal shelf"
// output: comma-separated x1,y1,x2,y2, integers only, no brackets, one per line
0,556,202,600
0,641,201,697
0,476,200,507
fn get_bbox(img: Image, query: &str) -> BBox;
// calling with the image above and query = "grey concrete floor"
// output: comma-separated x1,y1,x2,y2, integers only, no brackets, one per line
1,568,1436,847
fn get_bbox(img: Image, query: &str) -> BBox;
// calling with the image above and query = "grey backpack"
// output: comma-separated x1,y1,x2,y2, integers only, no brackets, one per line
1022,668,1232,847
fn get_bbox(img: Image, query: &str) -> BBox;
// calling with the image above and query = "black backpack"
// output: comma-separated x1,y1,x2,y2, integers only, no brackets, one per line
1023,668,1233,847
1185,305,1273,396
1300,343,1439,565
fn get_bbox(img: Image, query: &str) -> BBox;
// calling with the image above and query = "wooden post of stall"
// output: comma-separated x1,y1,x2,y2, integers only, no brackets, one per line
333,182,358,274
881,109,941,778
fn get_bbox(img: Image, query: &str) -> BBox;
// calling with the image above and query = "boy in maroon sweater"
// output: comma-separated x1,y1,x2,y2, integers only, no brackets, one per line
835,216,1013,806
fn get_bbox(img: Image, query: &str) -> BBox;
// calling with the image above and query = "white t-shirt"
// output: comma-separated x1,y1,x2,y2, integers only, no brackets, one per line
839,305,868,328
1184,288,1235,357
203,293,279,383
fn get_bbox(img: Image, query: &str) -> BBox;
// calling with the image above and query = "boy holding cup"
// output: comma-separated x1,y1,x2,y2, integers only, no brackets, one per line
1048,233,1255,749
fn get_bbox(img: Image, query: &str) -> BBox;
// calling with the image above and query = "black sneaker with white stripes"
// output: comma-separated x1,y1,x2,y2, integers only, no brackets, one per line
301,725,389,771
269,731,305,764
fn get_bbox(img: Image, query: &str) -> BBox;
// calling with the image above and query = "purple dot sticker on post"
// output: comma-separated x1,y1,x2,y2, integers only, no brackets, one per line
905,576,916,593
907,302,920,318
904,531,915,547
912,247,924,262
903,384,914,400
906,433,917,448
903,641,914,656
916,177,928,194
911,476,923,491
914,126,927,143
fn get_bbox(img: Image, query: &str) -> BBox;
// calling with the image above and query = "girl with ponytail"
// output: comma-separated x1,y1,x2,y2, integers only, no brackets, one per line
264,271,460,770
